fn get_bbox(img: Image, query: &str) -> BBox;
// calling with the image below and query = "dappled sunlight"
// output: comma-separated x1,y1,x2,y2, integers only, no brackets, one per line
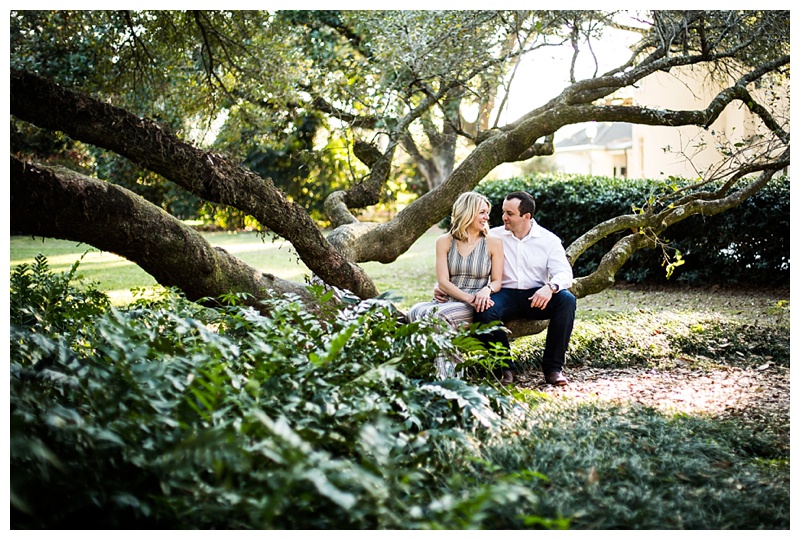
107,289,140,306
515,283,789,436
522,364,789,423
577,286,788,326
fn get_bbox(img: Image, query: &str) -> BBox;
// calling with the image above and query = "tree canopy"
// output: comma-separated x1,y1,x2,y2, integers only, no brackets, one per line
10,10,790,324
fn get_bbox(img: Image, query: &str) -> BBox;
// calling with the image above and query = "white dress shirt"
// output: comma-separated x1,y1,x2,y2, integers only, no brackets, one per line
489,220,574,291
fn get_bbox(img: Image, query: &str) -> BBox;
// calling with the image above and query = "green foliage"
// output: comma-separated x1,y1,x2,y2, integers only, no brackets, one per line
10,257,788,529
195,202,261,232
489,400,789,529
216,109,361,225
10,118,89,170
470,173,790,286
10,257,538,529
10,253,110,334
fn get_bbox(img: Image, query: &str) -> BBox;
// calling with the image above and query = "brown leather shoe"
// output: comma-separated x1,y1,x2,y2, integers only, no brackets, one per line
500,370,514,385
545,371,568,386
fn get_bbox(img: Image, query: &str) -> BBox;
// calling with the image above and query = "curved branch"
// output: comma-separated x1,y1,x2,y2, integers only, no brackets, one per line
572,232,657,298
324,81,453,229
513,134,555,162
569,61,788,135
10,157,320,314
341,141,397,213
568,150,788,298
10,69,379,299
566,214,648,265
730,85,790,144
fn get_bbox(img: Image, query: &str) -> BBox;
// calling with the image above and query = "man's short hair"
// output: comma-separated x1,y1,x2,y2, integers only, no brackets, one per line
505,191,535,217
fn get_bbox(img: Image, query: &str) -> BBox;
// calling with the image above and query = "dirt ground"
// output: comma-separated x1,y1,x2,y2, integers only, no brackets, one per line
516,284,791,450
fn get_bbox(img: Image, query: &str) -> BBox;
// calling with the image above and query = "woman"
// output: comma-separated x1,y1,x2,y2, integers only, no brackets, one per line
407,191,504,378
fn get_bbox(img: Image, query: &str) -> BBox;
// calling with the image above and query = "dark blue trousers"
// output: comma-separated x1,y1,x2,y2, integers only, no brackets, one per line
475,288,576,374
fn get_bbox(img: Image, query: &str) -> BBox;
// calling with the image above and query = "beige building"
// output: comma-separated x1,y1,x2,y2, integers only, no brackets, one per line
553,67,788,180
552,120,631,178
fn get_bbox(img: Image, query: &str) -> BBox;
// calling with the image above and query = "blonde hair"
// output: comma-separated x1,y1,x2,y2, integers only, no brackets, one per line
449,191,491,241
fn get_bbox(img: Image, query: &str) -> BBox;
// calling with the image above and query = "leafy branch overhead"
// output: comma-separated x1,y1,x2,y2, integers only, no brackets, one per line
10,10,789,323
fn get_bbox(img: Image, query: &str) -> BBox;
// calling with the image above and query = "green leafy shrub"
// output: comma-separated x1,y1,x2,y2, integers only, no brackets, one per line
10,257,788,529
486,400,789,529
10,252,110,334
462,173,790,286
10,260,541,529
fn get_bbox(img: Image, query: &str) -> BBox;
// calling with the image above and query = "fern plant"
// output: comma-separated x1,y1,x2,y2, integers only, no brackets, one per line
10,252,110,335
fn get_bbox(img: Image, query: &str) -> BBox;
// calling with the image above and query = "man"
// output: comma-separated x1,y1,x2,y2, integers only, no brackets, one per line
436,191,576,386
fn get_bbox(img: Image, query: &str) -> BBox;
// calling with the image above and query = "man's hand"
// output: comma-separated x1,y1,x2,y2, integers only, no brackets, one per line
528,286,553,310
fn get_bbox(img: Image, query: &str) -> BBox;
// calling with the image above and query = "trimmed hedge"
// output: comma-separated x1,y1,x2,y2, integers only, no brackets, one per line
460,173,789,286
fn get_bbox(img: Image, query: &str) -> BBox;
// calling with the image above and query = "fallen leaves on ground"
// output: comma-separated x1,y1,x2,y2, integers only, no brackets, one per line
516,363,790,450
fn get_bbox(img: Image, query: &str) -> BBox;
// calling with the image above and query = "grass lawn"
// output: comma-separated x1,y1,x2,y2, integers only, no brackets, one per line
9,228,443,309
9,230,322,306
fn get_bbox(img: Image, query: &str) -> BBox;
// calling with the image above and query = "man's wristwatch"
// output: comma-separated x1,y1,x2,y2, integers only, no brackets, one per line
548,283,559,293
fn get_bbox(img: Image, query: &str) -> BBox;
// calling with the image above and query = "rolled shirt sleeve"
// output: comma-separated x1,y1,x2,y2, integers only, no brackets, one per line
547,241,574,292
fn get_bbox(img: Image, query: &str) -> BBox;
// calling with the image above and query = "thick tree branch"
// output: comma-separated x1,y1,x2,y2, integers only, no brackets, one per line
10,69,378,299
10,157,320,313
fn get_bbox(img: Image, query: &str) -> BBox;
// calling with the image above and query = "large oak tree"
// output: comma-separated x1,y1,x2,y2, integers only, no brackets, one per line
10,10,790,331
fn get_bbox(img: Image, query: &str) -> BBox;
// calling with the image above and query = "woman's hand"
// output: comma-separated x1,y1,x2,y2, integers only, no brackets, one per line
433,283,448,303
471,286,494,312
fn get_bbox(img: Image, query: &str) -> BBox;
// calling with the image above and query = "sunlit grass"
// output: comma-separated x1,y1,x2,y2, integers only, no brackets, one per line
361,229,439,310
9,228,444,309
9,231,317,306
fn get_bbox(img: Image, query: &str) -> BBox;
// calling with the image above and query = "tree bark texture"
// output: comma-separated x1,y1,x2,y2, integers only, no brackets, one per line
10,157,319,313
10,69,378,299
